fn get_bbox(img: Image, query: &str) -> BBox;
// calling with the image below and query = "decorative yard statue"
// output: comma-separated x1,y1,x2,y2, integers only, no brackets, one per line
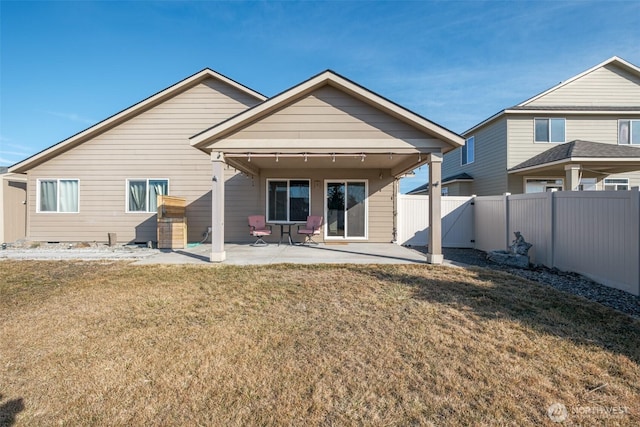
509,231,532,256
487,231,532,268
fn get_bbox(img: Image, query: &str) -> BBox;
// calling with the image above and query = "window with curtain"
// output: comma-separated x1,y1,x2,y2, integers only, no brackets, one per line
267,179,310,222
127,179,168,212
38,179,79,213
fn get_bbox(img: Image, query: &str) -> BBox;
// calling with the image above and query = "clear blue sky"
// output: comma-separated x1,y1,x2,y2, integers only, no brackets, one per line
1,1,639,192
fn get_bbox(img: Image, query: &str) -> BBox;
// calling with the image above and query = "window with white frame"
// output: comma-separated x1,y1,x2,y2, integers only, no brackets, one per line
37,179,79,213
127,179,168,212
618,120,640,145
604,178,629,191
534,118,565,143
525,178,563,193
267,179,310,222
461,136,475,165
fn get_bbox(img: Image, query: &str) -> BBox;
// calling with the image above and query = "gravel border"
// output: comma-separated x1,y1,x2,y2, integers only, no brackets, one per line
439,247,640,320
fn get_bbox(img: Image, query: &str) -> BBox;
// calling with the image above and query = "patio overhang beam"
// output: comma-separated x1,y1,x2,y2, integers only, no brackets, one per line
225,152,369,161
390,154,430,178
224,156,260,177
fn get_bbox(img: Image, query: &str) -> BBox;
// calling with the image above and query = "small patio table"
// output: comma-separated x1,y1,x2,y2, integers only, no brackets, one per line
270,222,296,246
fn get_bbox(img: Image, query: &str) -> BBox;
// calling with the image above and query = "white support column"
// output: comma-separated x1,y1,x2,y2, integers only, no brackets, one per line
427,152,443,264
565,164,581,191
210,151,226,262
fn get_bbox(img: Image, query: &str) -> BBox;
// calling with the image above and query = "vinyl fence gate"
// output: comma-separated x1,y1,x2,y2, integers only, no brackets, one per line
397,195,474,248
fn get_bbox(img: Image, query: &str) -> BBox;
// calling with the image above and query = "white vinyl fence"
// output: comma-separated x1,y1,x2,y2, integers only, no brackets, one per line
474,191,640,296
398,191,640,295
397,195,474,248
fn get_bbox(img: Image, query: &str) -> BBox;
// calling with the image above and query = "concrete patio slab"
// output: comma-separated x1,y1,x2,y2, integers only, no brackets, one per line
132,243,435,266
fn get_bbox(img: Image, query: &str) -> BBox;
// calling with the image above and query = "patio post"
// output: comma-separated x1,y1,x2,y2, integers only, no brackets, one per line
565,164,581,191
427,152,443,264
210,151,226,262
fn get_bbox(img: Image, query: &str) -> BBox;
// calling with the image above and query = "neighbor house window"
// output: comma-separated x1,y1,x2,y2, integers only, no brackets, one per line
618,120,640,145
578,178,597,191
604,178,629,191
37,179,79,213
535,118,565,143
462,136,475,165
127,179,168,212
525,178,563,193
267,179,310,222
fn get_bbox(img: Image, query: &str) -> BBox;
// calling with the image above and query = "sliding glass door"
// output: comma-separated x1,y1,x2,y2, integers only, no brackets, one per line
325,180,367,239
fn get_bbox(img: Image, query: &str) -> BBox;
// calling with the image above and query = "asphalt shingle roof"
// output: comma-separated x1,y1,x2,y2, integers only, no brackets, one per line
509,140,640,171
406,173,473,194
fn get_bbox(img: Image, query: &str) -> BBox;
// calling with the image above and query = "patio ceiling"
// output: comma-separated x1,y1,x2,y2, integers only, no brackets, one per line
223,151,430,178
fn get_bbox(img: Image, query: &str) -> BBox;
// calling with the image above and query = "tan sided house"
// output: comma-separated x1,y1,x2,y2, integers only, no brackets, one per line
9,69,464,263
412,56,640,196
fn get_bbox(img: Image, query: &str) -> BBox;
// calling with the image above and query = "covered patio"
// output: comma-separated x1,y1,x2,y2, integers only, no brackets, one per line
189,70,464,264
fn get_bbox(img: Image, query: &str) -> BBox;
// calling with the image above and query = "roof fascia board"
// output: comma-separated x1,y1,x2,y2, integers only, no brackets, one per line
504,108,640,115
442,178,474,184
461,110,505,137
191,70,464,149
518,56,640,107
9,69,266,173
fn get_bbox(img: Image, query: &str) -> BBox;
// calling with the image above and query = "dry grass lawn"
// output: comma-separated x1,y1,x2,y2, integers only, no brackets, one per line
1,261,639,426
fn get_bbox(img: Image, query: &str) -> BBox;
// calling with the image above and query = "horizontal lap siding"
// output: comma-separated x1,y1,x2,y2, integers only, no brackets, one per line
224,168,394,243
27,79,259,243
526,65,640,106
442,118,507,196
228,86,427,141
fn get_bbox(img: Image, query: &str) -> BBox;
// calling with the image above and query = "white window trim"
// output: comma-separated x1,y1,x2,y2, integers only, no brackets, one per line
265,178,311,223
534,117,566,143
36,178,80,213
617,119,640,145
604,177,630,191
461,135,475,166
523,177,564,193
125,178,170,213
324,179,368,241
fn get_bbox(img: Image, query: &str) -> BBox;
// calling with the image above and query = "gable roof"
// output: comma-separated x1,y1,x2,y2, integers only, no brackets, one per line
463,56,640,136
9,69,266,173
517,56,640,107
509,140,640,172
190,69,464,150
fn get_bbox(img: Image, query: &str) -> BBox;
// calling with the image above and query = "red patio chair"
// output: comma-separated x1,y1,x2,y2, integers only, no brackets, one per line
297,215,323,245
248,215,272,246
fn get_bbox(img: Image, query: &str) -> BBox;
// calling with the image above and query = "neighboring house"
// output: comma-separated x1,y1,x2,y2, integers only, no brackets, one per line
0,167,27,243
405,173,473,196
9,69,463,263
437,56,640,196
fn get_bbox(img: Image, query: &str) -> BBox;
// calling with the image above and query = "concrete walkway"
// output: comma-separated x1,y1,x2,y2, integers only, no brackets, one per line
133,243,439,266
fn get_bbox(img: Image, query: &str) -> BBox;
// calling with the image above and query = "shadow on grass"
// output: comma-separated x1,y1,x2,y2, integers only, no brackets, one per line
0,394,24,427
360,266,640,364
